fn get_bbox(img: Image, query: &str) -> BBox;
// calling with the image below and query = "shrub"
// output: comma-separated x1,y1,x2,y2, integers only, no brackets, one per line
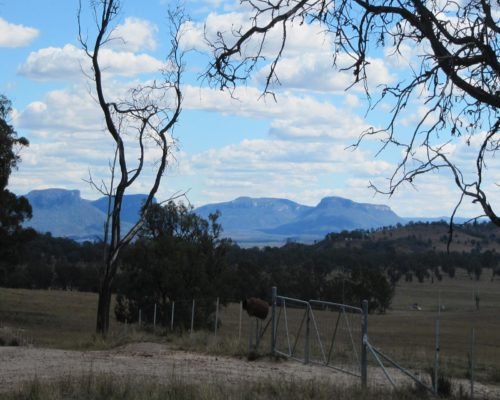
429,367,453,398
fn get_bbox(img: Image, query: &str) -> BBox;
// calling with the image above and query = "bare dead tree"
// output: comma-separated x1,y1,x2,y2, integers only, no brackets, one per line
205,0,499,229
78,0,184,335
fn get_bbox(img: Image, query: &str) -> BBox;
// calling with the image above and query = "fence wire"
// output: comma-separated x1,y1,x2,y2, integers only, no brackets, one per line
273,295,363,377
123,279,500,397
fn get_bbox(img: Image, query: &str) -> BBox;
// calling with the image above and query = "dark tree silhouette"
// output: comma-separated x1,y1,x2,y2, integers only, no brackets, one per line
78,0,185,335
115,201,230,328
0,95,31,235
206,0,499,227
0,95,33,285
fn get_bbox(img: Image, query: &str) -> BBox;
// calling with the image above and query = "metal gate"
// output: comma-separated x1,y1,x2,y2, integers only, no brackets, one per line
270,287,368,386
269,287,434,393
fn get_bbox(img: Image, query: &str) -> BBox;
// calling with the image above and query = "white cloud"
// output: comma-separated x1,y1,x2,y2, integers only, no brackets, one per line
17,44,164,81
17,44,87,81
344,94,361,108
182,9,330,57
254,52,396,97
257,54,351,93
109,17,158,52
16,89,102,134
184,85,368,141
0,17,39,47
98,48,164,76
183,137,394,205
10,84,180,200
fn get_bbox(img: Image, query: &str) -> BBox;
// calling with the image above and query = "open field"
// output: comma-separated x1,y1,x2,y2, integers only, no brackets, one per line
2,341,499,400
0,288,122,349
372,274,500,377
0,272,500,397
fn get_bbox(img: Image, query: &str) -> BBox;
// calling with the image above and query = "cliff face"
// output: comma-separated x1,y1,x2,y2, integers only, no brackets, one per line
195,196,403,246
23,189,144,241
22,189,405,245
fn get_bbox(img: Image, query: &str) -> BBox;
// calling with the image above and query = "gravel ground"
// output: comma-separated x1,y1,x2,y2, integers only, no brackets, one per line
0,342,498,398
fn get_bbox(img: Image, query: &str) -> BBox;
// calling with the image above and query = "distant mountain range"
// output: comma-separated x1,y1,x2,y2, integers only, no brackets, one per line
24,189,150,242
196,196,403,245
22,188,454,246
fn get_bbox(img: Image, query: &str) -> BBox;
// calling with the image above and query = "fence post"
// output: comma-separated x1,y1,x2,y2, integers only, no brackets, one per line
305,304,310,364
434,318,440,395
170,301,175,331
271,286,277,355
190,299,196,336
239,300,243,343
139,309,142,326
361,299,368,388
214,297,220,338
153,303,157,329
470,327,475,400
255,317,259,349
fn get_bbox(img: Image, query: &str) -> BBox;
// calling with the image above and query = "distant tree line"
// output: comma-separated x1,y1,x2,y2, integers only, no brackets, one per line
2,96,499,321
3,199,500,326
3,77,499,331
0,232,102,292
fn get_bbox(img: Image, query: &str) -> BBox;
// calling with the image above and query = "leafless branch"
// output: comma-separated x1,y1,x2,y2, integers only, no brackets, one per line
205,0,499,227
78,0,186,335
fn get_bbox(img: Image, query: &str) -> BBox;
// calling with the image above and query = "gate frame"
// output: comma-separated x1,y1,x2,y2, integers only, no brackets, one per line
270,286,368,388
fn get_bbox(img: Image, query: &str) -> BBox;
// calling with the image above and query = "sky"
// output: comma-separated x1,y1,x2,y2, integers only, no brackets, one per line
1,0,498,218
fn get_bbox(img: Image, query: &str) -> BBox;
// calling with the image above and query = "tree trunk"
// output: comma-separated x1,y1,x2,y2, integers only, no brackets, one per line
96,274,112,335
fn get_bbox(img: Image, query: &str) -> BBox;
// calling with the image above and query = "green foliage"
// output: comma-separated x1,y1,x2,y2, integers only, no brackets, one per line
0,95,31,233
0,94,35,286
0,95,28,188
224,240,395,312
115,202,231,328
0,230,102,290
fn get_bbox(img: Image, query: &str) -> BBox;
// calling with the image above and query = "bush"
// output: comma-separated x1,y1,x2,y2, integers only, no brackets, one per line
429,368,453,398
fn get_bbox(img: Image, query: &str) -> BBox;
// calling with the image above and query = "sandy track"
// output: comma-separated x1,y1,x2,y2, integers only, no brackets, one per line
0,342,358,390
1,342,499,398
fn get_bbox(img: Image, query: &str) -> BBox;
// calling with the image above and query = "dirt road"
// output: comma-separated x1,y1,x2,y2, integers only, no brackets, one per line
0,342,358,389
0,342,498,398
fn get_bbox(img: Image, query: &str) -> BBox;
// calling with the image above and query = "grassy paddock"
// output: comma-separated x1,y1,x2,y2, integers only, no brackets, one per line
0,288,145,349
1,272,499,384
2,373,447,400
368,271,500,383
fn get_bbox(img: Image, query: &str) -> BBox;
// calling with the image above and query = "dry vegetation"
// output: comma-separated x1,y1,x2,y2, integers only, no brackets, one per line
333,223,500,254
1,272,500,399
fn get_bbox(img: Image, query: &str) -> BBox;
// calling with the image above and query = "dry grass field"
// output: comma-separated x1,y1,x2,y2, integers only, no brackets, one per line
1,269,499,396
373,269,500,382
0,288,121,349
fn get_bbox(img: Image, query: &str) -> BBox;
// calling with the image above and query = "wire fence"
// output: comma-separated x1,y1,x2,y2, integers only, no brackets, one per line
134,297,263,345
123,279,500,396
363,279,500,397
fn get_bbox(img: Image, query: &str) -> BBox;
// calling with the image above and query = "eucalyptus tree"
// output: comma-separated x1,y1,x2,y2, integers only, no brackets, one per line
0,94,31,232
206,0,499,226
0,95,32,284
116,202,230,328
78,0,185,335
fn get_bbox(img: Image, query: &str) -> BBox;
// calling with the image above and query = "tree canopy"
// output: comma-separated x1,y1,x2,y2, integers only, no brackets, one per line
116,201,231,327
0,95,31,235
0,95,34,279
